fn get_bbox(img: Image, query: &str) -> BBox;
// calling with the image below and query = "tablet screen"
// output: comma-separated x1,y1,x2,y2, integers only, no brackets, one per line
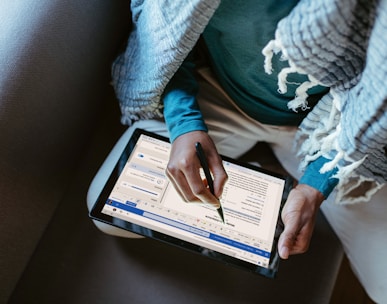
90,129,292,278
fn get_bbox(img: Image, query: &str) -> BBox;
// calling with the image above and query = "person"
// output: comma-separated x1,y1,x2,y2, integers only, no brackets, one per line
94,0,387,302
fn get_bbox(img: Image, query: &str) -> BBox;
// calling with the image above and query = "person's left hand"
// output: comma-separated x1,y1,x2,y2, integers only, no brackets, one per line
278,184,325,259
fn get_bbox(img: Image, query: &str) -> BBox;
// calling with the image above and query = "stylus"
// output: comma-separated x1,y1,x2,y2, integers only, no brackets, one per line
195,142,225,223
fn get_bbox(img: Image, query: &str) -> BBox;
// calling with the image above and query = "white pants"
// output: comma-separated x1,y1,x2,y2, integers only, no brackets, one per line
87,68,387,303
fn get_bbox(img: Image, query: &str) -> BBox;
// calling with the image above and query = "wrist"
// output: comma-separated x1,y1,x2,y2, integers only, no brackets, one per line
295,183,325,207
299,156,339,198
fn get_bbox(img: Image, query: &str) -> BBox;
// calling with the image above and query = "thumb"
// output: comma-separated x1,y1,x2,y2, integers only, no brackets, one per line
207,153,228,198
278,213,299,259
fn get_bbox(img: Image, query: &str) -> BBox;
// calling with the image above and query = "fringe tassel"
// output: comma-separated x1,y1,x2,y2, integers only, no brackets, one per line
262,36,283,75
262,34,320,113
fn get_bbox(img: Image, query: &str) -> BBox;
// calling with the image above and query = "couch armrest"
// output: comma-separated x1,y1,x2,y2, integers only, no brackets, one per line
0,0,130,301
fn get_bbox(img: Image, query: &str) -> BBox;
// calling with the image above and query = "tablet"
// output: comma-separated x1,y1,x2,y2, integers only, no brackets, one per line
89,129,293,278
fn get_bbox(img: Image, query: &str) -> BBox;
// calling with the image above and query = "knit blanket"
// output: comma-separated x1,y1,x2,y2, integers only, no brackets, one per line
112,0,387,204
264,0,387,203
112,0,220,123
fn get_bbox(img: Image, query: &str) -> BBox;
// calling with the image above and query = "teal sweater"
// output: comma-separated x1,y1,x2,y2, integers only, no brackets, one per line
163,0,337,197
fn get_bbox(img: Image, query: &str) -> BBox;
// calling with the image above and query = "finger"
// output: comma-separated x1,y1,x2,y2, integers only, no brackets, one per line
279,214,313,259
278,207,302,259
196,144,227,200
278,228,296,259
166,166,200,203
278,184,323,259
208,158,228,198
280,228,311,257
165,169,189,202
185,167,221,207
166,159,219,206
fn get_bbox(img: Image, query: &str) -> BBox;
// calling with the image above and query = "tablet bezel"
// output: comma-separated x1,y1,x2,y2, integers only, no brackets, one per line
89,128,293,278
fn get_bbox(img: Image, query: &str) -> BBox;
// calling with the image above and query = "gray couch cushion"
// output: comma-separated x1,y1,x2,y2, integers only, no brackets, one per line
0,0,130,301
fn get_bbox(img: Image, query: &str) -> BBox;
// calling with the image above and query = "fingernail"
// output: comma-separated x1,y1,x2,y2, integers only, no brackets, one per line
203,202,220,209
280,247,289,259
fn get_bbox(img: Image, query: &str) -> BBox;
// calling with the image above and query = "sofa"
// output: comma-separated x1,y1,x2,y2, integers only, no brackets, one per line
0,1,343,303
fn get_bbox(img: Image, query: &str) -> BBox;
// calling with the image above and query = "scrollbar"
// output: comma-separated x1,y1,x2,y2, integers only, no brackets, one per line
143,212,210,238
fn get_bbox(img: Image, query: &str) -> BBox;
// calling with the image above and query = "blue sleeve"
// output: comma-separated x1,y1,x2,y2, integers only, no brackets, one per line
299,156,339,198
162,53,207,142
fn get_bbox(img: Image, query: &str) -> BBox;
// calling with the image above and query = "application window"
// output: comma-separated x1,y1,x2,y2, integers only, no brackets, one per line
102,134,285,268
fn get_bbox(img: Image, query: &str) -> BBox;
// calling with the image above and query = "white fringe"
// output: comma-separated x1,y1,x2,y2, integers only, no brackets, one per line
261,33,382,205
262,37,283,75
335,174,383,205
262,33,319,112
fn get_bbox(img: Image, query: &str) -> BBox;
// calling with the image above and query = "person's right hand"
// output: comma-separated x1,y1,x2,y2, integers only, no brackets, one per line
166,131,228,207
